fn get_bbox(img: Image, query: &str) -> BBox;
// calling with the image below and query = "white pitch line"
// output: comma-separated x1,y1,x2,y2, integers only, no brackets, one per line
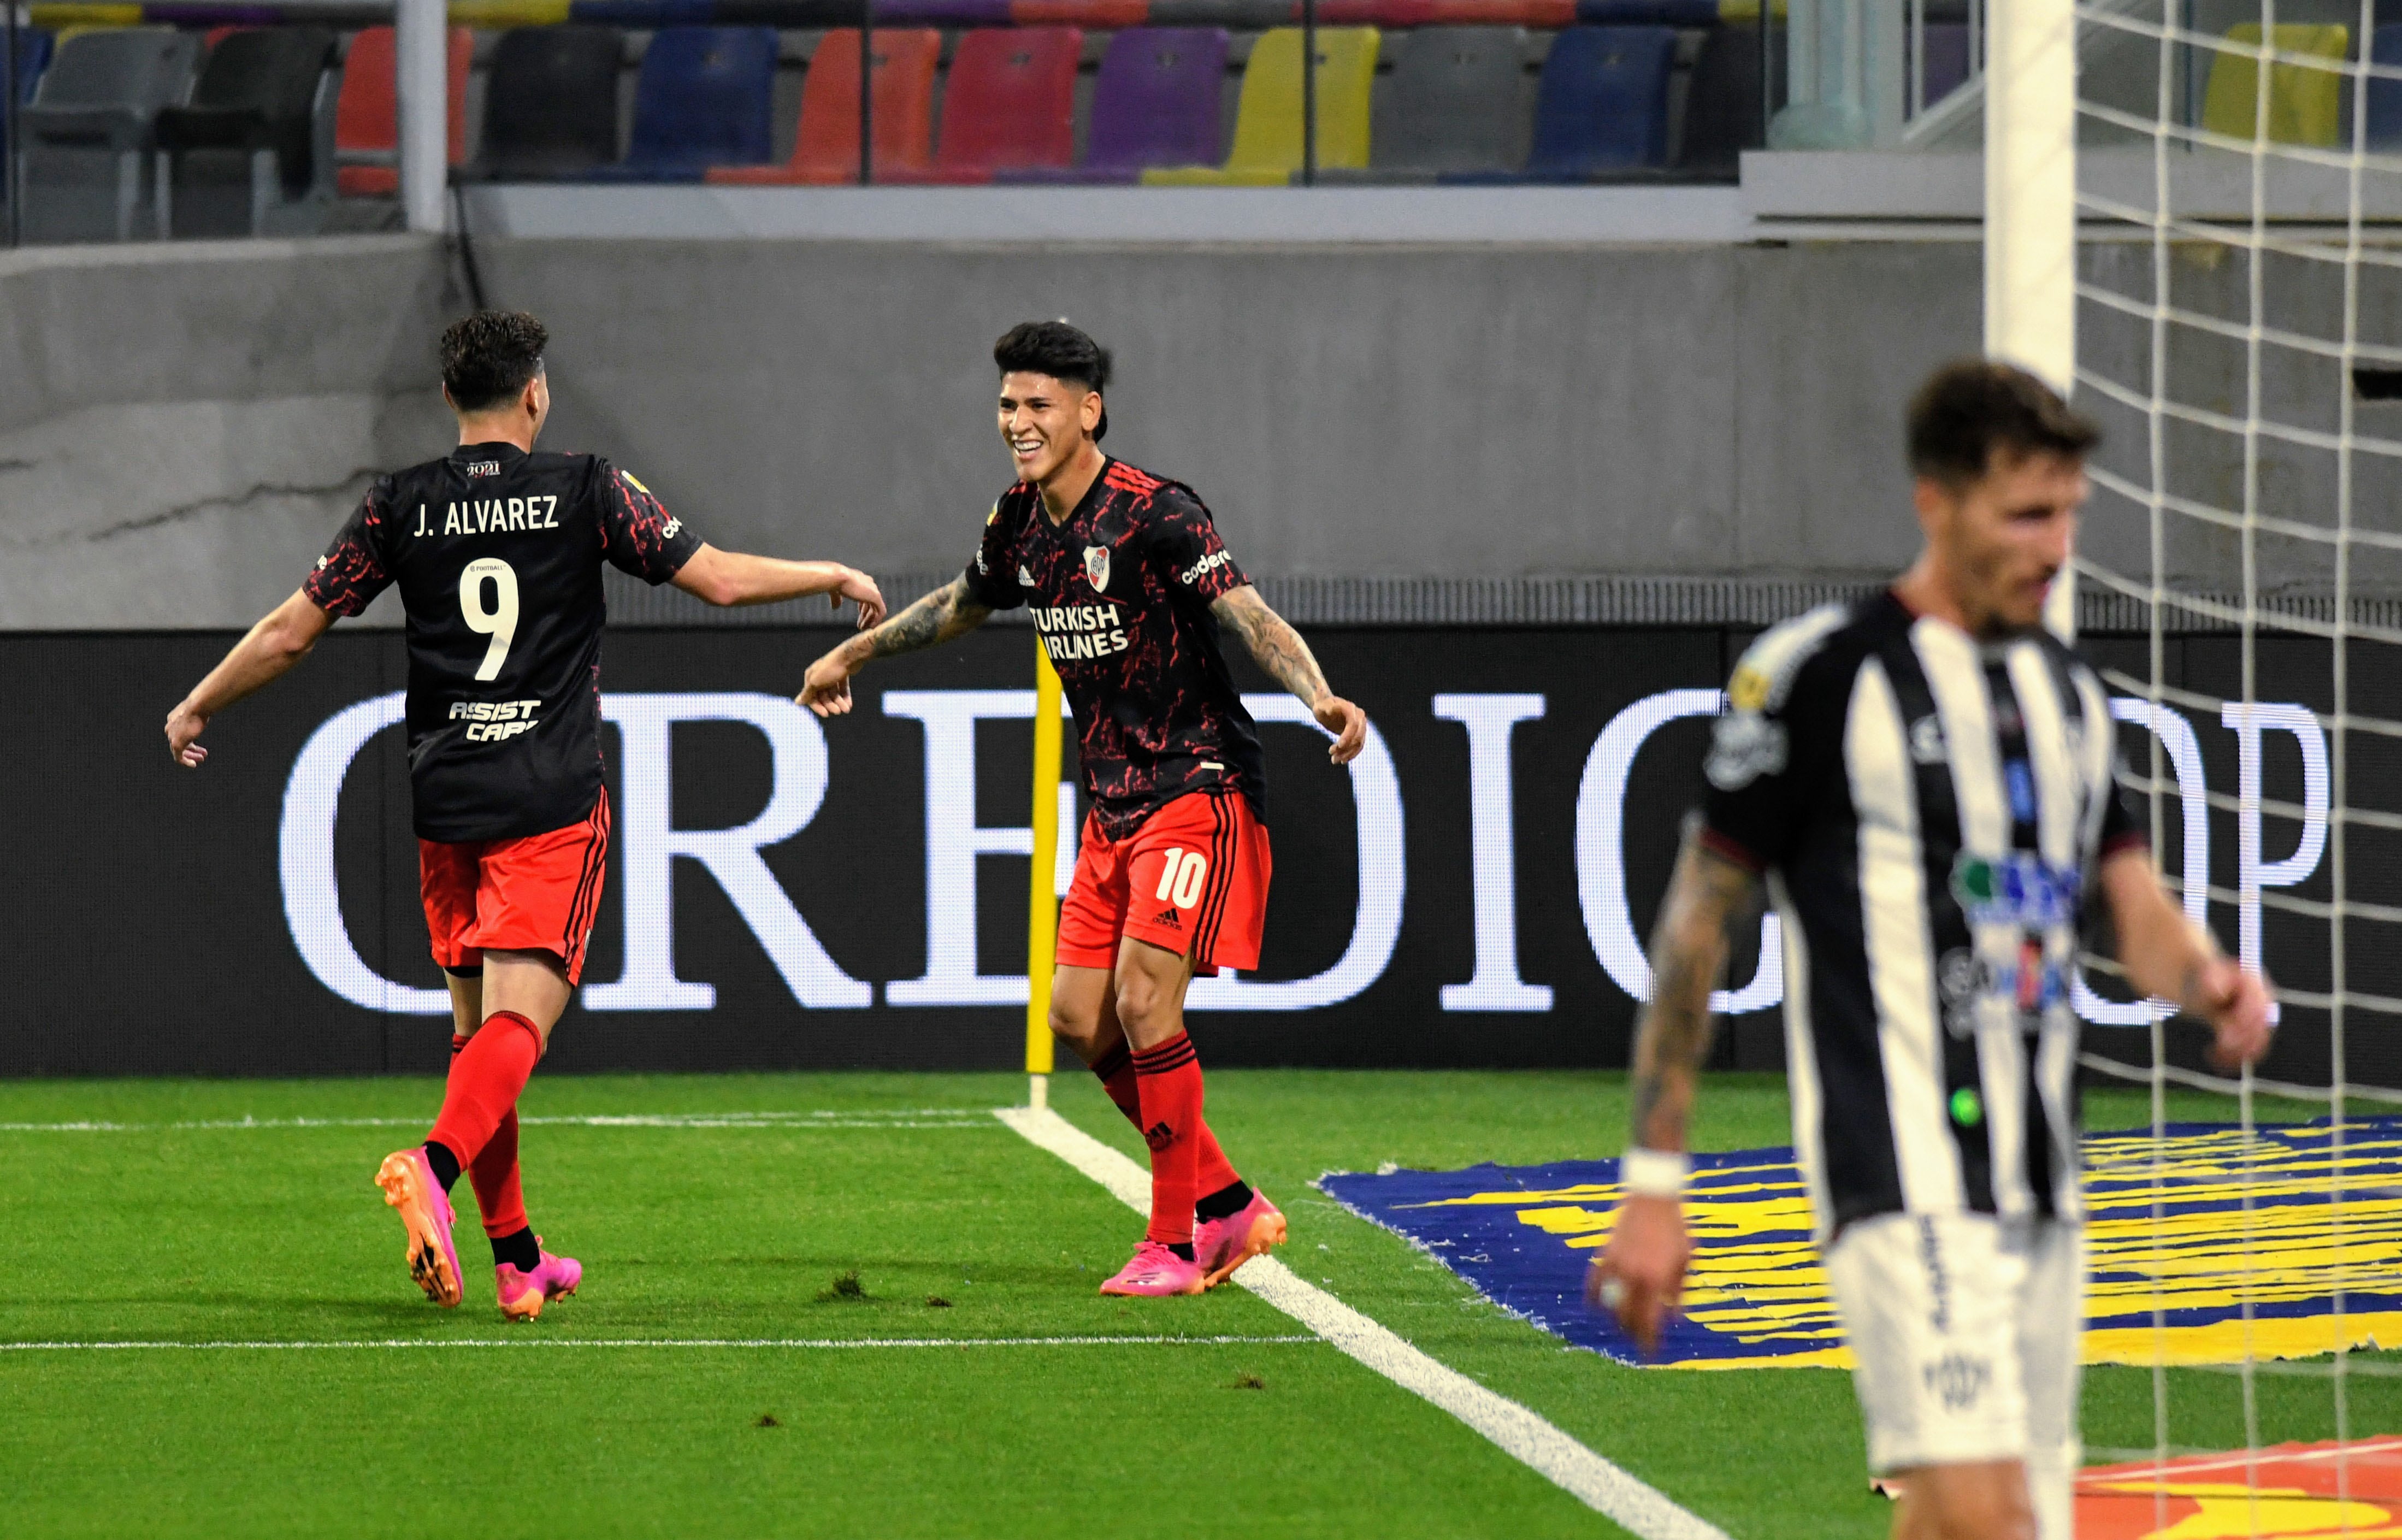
0,1112,996,1133
1,1334,1320,1353
994,1106,1731,1540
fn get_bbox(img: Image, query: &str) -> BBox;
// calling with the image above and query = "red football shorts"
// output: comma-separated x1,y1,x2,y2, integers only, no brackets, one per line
1057,789,1271,976
419,794,611,985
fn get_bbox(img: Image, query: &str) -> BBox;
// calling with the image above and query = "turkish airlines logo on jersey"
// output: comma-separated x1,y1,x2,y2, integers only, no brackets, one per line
1083,545,1111,592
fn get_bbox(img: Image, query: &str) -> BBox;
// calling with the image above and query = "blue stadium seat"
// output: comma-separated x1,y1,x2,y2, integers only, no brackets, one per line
1522,25,1677,178
2,29,56,164
1575,0,1719,25
2369,26,2402,149
583,26,778,181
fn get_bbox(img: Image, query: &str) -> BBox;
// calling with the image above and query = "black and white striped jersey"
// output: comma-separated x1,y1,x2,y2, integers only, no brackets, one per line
1698,592,2146,1241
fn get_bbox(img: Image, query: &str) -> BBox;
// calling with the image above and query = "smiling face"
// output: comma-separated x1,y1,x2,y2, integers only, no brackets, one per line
998,370,1102,486
1914,446,2087,638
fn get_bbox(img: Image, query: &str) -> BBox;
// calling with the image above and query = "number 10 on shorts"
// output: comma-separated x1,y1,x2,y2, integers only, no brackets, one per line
1154,848,1208,909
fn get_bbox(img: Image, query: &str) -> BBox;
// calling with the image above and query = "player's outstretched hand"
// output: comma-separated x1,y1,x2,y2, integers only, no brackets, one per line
837,569,886,630
165,704,209,768
1314,695,1368,765
2195,954,2276,1071
798,652,857,718
1587,1193,1691,1356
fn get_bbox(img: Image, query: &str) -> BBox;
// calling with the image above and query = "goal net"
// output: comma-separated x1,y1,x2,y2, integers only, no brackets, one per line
2068,0,2402,1517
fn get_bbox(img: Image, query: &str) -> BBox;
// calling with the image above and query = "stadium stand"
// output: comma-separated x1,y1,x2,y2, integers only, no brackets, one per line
1519,23,1674,178
2,29,56,168
153,25,338,236
1000,25,1225,182
1574,0,1715,22
1144,24,1378,184
913,25,1081,181
704,27,939,183
2370,25,2402,149
2200,22,2348,146
333,25,470,197
19,27,198,241
583,25,777,179
474,25,625,178
1331,24,1526,180
1011,0,1147,23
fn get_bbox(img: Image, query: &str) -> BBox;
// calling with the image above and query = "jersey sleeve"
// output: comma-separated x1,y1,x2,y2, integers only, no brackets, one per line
961,497,1026,612
595,461,703,585
1147,488,1248,602
1697,634,1832,874
302,483,397,618
2098,754,2149,859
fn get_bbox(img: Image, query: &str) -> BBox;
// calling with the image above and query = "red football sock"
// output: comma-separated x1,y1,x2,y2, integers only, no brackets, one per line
1131,1032,1205,1247
426,1011,540,1169
469,1108,528,1239
1091,1040,1240,1202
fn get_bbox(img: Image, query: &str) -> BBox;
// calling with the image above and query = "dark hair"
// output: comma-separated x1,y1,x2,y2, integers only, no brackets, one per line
440,310,549,413
1907,359,2099,486
994,320,1112,441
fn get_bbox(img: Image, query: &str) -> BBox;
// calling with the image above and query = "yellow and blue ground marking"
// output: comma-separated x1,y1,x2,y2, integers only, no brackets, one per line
1318,1117,2402,1369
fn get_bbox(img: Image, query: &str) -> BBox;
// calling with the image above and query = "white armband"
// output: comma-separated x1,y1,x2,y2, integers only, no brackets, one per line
1619,1147,1690,1199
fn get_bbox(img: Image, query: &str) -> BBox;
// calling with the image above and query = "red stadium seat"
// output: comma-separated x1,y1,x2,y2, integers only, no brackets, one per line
334,26,470,197
1426,0,1575,24
705,27,936,184
916,26,1080,184
1010,0,1147,24
1315,0,1434,25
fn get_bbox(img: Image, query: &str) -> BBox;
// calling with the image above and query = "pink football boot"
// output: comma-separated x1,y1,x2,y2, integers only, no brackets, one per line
1196,1189,1288,1290
496,1241,582,1322
374,1148,463,1308
1098,1240,1206,1297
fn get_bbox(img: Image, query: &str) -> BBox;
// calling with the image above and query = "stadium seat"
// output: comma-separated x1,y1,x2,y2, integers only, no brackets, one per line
1000,26,1226,183
1575,0,1717,23
1317,0,1434,26
1519,24,1675,178
1329,25,1525,180
1675,21,1778,178
17,26,197,241
1427,0,1577,24
874,0,1013,22
473,26,625,180
1,28,55,167
2368,25,2402,148
333,25,469,197
1914,20,1968,109
568,0,716,21
1147,0,1296,29
1010,0,1147,25
582,26,777,180
1143,25,1378,185
154,26,339,237
704,28,937,184
2201,23,2350,146
910,26,1080,183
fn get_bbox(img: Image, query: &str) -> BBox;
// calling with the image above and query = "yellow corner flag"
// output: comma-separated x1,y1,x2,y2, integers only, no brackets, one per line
1024,640,1063,1104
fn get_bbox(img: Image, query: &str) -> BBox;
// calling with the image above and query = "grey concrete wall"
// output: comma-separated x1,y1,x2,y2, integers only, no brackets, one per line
42,233,2395,629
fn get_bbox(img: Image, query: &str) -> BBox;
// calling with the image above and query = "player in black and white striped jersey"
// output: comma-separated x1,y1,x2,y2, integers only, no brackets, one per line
1590,362,2275,1540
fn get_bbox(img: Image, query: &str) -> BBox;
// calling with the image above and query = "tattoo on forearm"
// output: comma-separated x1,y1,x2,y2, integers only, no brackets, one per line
1625,840,1762,1153
1215,589,1329,705
862,580,988,662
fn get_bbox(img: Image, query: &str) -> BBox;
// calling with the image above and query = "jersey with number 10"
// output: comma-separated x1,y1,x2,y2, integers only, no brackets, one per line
302,440,701,843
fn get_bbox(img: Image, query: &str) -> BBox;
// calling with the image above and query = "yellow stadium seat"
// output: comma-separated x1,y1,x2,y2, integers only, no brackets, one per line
2202,23,2349,146
446,0,572,27
28,6,144,31
1143,26,1378,187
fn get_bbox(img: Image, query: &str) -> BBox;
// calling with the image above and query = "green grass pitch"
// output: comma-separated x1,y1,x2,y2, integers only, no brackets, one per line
2,1069,2389,1538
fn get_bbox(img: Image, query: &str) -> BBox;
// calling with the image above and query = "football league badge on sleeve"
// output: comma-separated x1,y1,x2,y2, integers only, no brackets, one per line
1084,545,1111,592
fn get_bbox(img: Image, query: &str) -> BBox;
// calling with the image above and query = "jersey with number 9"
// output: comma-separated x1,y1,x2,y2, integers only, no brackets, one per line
303,441,701,842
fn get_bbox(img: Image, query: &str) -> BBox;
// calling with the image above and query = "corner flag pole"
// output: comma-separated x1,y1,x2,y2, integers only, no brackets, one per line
1985,0,2077,638
1024,641,1063,1110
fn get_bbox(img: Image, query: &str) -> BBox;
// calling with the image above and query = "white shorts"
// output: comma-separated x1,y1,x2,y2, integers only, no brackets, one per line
1822,1212,2083,1476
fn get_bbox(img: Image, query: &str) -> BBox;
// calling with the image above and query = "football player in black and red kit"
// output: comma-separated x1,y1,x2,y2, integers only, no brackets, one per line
164,311,886,1319
799,321,1367,1296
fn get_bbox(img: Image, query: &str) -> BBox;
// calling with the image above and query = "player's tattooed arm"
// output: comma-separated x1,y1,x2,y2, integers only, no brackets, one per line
797,577,993,718
1625,830,1763,1155
1211,585,1368,765
1590,827,1760,1347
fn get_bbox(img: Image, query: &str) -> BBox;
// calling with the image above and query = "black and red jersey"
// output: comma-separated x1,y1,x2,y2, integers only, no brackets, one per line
961,458,1266,841
302,441,700,843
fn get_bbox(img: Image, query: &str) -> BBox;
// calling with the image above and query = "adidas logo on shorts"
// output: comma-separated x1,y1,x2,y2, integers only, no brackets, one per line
1153,907,1182,928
